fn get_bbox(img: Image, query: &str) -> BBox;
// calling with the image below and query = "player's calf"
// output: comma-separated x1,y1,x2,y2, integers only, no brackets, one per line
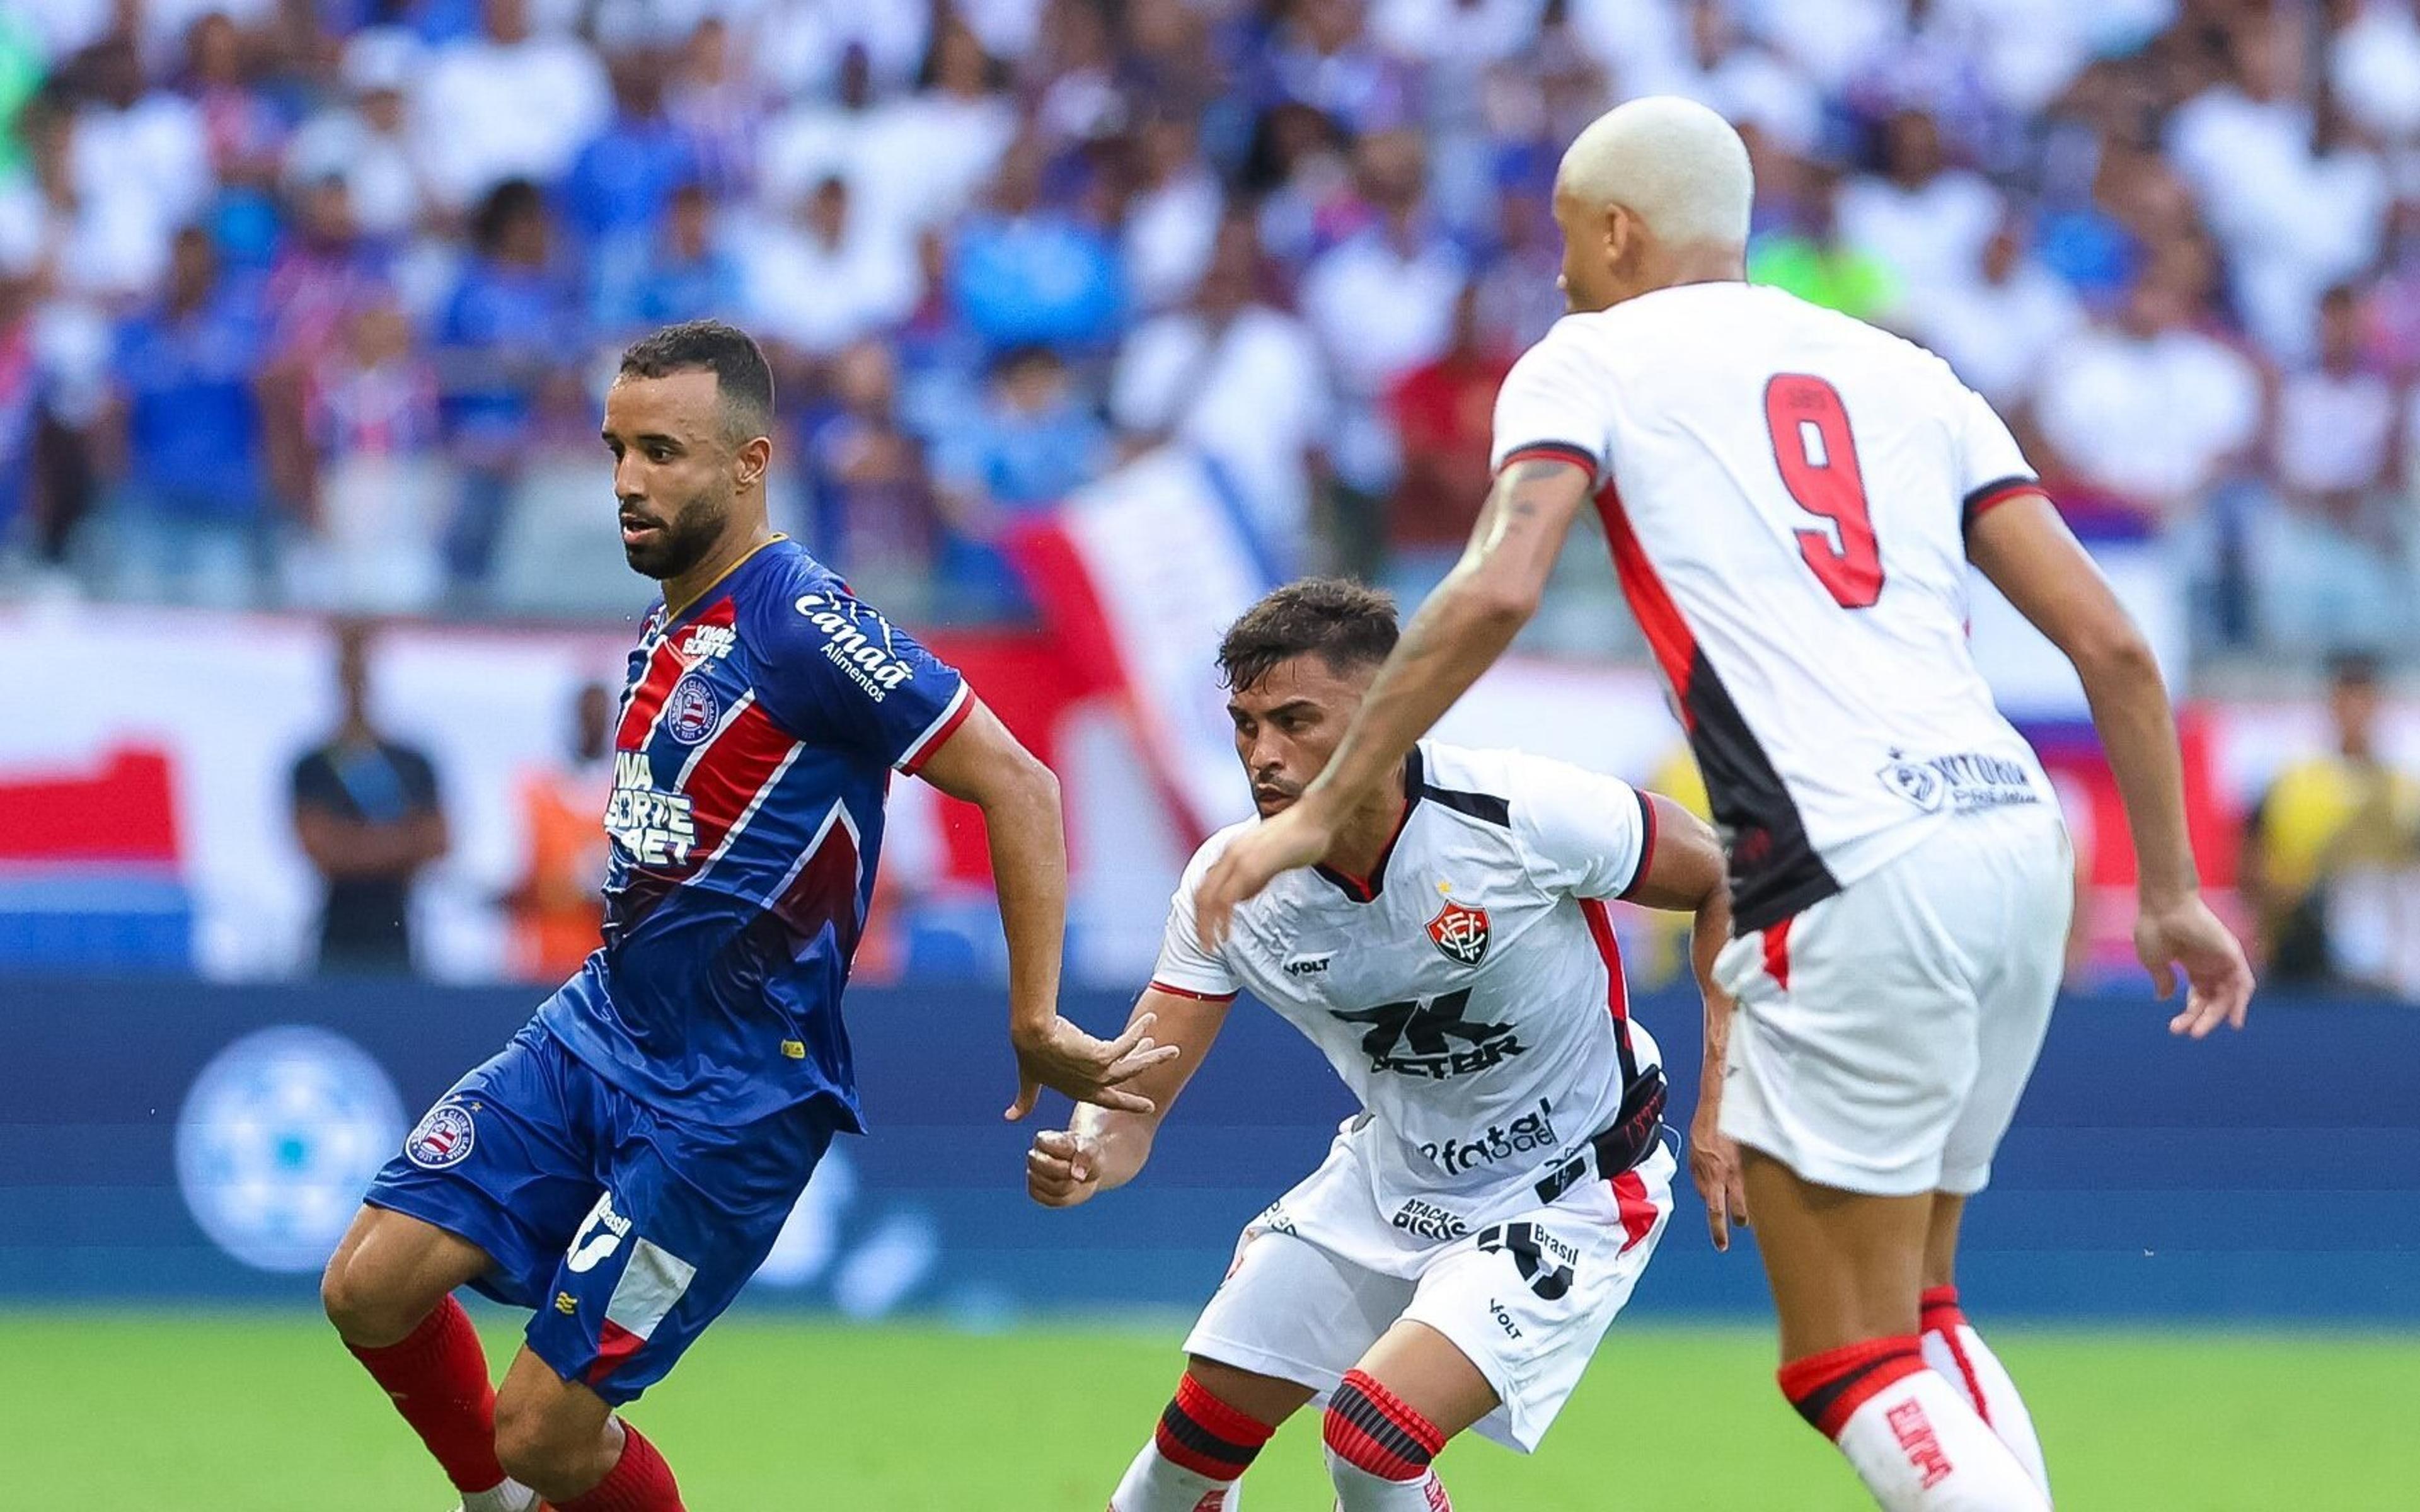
1921,1286,2049,1502
325,1207,522,1503
1110,1363,1291,1511
492,1348,683,1509
1322,1370,1455,1511
1778,1337,2048,1511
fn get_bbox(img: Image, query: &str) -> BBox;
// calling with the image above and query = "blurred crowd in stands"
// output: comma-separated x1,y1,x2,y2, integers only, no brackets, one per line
6,0,2420,660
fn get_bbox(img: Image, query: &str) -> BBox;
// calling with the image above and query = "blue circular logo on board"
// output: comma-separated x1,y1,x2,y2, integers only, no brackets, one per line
405,1102,477,1169
666,672,720,745
175,1026,406,1273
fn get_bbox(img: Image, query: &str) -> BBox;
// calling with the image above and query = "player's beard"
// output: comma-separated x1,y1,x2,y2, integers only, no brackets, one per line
622,489,730,580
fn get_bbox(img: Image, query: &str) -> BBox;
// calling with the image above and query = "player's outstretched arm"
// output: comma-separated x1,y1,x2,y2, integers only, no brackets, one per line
914,697,1180,1118
1196,459,1594,946
1622,796,1751,1250
1026,986,1230,1208
1968,492,2254,1038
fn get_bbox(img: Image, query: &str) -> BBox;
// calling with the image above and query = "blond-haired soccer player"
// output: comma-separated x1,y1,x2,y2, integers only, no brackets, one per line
1195,99,2253,1511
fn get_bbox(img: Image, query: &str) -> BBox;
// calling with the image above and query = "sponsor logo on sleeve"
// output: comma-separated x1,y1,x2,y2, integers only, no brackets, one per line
793,593,916,702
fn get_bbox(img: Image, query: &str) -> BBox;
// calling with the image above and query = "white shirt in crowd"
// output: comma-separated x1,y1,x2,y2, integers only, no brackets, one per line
1835,168,2003,307
1905,255,2084,411
2273,365,2399,498
412,31,611,210
69,93,209,267
1111,304,1334,568
734,209,918,356
1371,0,1547,67
2332,0,2420,145
1121,166,1224,314
2035,324,2263,513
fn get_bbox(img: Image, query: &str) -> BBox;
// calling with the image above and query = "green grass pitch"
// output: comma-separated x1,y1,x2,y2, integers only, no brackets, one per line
4,1311,2410,1509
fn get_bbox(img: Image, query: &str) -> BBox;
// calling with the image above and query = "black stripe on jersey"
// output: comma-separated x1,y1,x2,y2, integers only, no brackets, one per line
1419,782,1511,828
1681,647,1841,934
1960,473,2039,534
1615,787,1657,902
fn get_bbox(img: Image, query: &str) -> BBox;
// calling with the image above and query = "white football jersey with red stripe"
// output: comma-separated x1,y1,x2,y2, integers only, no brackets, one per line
1490,282,2055,933
1153,742,1662,1222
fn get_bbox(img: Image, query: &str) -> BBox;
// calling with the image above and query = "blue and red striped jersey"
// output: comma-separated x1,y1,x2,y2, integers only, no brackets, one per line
537,537,970,1128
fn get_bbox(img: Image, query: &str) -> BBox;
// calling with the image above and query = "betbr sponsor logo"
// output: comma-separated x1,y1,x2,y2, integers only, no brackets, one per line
1419,1097,1561,1177
794,593,917,703
604,750,696,865
404,1102,476,1169
1390,1198,1469,1242
1332,988,1524,1080
1474,1221,1579,1302
664,672,720,745
175,1026,405,1273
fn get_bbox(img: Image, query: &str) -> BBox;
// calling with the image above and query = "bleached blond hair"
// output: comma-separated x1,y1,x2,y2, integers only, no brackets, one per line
1557,96,1754,251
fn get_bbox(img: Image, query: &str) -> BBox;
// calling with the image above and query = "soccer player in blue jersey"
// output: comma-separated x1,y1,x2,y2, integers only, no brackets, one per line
321,321,1171,1512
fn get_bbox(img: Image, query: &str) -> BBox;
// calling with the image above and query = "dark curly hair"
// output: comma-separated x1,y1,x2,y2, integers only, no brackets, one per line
1216,577,1400,692
617,320,775,442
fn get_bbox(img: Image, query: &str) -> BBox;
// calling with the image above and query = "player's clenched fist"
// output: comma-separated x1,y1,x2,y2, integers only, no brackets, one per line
1027,1128,1105,1208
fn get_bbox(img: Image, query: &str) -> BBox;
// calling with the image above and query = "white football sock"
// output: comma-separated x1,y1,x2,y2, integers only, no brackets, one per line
1922,1294,2050,1501
1325,1450,1451,1511
1831,1370,2048,1511
1110,1438,1245,1512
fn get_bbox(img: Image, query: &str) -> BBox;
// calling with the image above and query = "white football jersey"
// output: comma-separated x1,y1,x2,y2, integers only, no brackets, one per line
1153,742,1664,1220
1490,282,2056,932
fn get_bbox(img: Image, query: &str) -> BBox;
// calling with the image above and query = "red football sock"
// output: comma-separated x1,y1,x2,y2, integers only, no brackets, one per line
556,1423,685,1512
345,1295,507,1494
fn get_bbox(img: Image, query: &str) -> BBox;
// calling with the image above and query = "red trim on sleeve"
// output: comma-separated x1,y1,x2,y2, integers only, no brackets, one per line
896,684,974,776
1961,477,2043,530
1498,441,1600,478
1615,788,1661,902
1147,980,1236,1002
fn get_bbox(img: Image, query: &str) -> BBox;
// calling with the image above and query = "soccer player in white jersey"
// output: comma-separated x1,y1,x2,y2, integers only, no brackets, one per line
1025,578,1733,1512
1195,98,2256,1512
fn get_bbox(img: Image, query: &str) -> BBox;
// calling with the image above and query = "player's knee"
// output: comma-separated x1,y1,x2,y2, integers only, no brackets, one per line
319,1247,417,1345
490,1389,587,1488
1322,1369,1446,1482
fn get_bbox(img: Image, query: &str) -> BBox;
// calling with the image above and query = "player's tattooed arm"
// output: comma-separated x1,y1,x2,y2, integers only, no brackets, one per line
1196,459,1593,944
1026,987,1230,1208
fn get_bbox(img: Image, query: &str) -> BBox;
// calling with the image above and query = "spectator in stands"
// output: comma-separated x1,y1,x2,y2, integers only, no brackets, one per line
2255,285,2405,651
1121,113,1223,315
432,178,580,594
1748,159,1901,323
1905,214,2083,412
596,180,742,334
1837,106,2002,301
802,339,940,612
64,33,207,298
948,132,1124,355
500,679,613,983
181,9,283,193
2034,268,2262,527
1110,216,1330,573
562,50,697,246
97,224,276,606
665,17,762,203
741,173,918,358
2243,651,2420,984
412,0,609,212
1301,127,1464,573
297,297,444,611
932,343,1109,619
291,619,448,976
283,28,427,241
1384,283,1511,603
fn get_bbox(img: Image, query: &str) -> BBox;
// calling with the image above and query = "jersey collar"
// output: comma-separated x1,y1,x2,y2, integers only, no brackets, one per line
1311,747,1424,904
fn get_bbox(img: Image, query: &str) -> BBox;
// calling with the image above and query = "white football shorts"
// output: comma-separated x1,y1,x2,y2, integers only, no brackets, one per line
1715,801,2073,1197
1182,1130,1674,1452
